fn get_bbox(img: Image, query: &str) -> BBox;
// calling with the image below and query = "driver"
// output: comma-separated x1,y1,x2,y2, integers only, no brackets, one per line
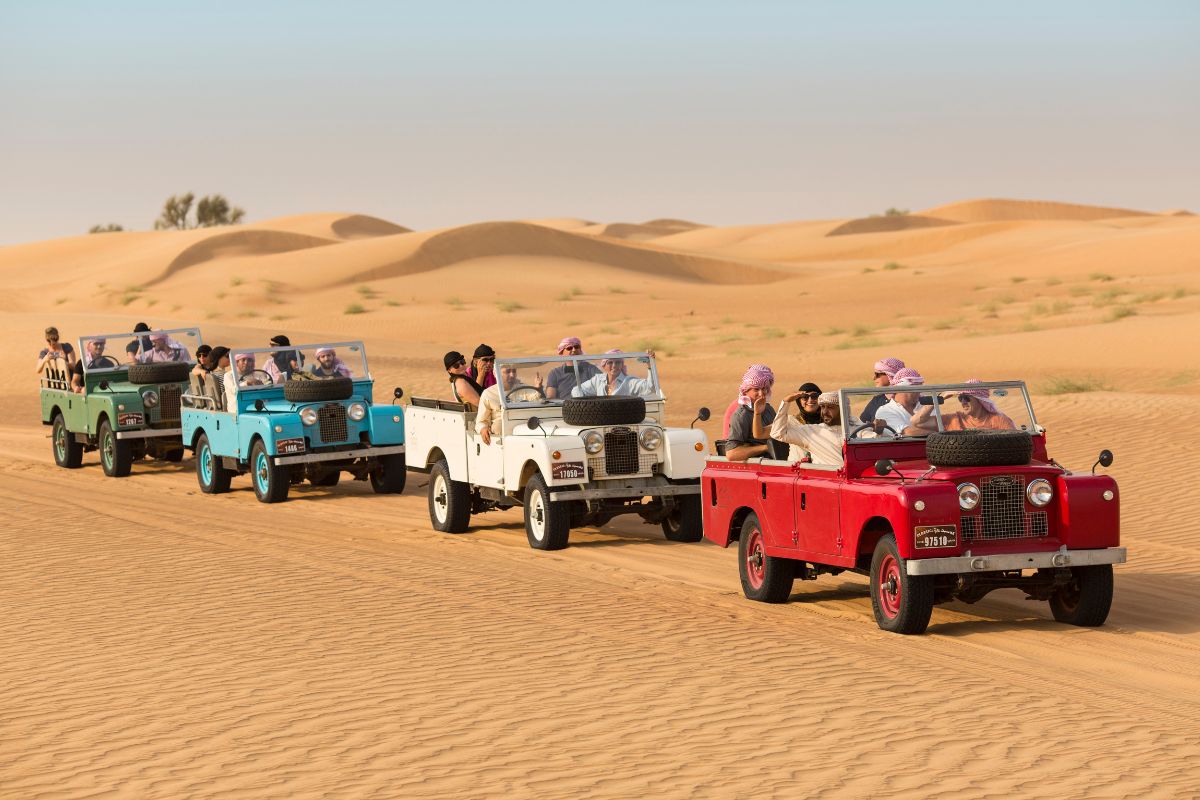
224,352,265,415
572,349,654,397
139,332,187,363
545,336,600,399
310,347,353,378
70,338,110,393
476,364,542,445
771,391,868,466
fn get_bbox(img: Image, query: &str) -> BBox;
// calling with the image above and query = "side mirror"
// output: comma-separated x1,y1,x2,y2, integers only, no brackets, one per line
874,458,896,477
98,381,108,391
254,399,266,411
394,387,403,399
691,407,711,428
527,416,540,430
1092,449,1114,473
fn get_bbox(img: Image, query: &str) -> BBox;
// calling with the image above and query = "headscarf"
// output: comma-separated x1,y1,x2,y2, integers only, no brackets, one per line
600,348,628,376
960,378,999,414
817,391,839,407
891,367,925,387
873,357,906,378
233,352,255,364
149,332,169,344
557,336,582,354
313,347,352,378
737,364,775,408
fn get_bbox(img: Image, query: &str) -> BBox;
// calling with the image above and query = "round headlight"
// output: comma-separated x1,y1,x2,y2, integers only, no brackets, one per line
141,389,159,408
300,407,318,426
1027,478,1053,507
958,482,980,511
639,427,662,450
347,402,366,421
583,430,604,454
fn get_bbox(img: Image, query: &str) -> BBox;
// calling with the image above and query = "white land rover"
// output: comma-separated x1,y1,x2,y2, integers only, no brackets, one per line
405,352,711,550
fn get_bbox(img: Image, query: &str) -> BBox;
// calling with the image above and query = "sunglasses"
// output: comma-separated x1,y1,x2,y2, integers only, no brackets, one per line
873,372,887,378
450,359,466,368
479,357,495,362
798,392,820,400
47,337,59,343
562,345,582,352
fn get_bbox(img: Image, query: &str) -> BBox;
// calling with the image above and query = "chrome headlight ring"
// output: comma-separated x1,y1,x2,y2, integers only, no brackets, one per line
583,430,604,455
1026,478,1053,507
141,389,159,408
347,402,367,421
957,482,980,511
300,407,318,426
639,427,662,450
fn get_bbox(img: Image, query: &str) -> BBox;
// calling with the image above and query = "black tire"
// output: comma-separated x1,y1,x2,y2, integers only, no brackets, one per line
52,414,83,468
196,432,233,494
1049,565,1114,627
163,447,185,463
310,470,341,487
662,493,703,542
283,377,353,403
127,361,191,385
561,396,646,427
98,419,133,477
926,430,1033,467
738,513,794,602
250,439,290,503
524,472,570,550
369,453,406,494
428,459,470,532
870,535,934,634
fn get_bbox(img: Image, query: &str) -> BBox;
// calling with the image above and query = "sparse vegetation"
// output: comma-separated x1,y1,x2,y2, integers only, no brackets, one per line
1050,300,1071,315
154,192,245,229
822,326,845,336
862,267,875,274
1089,271,1115,282
833,336,883,350
608,286,627,294
344,303,367,315
1041,376,1111,395
230,276,243,287
882,261,903,271
997,294,1017,305
1171,287,1188,299
1069,285,1091,297
88,223,124,233
497,300,525,313
932,318,960,331
1045,277,1062,286
385,299,402,307
1133,291,1165,304
1104,306,1137,322
357,285,377,297
447,297,463,308
763,327,786,339
55,297,67,305
215,290,226,300
1011,276,1027,284
716,334,742,343
980,301,999,316
884,207,909,216
850,324,873,337
119,293,139,306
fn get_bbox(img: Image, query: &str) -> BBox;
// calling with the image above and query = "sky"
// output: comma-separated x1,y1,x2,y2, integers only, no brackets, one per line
1,1,1197,244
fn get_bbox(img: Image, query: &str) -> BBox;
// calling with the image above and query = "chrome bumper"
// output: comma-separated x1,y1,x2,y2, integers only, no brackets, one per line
273,443,406,466
550,484,700,502
116,427,182,440
907,546,1127,576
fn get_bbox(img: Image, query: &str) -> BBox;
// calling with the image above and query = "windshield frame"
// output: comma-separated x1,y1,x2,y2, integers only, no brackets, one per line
493,352,663,409
228,340,371,396
838,380,1036,441
78,327,203,375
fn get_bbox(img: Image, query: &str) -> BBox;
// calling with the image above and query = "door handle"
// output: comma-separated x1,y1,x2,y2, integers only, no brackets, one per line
761,482,767,499
800,492,806,511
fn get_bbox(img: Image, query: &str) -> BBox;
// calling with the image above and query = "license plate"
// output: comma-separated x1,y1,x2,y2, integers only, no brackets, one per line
551,461,586,480
277,437,306,454
914,524,957,549
117,412,144,427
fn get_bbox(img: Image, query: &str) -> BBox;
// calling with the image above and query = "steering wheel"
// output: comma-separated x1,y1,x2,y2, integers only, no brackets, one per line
240,369,275,387
505,383,546,402
93,355,120,368
850,421,897,439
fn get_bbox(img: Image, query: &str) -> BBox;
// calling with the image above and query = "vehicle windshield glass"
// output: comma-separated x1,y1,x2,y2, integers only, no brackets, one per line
497,353,662,408
841,381,1035,440
230,341,369,393
79,327,202,374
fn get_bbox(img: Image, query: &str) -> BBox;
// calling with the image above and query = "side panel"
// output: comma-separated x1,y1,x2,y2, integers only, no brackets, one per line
471,432,507,489
758,467,799,550
1057,475,1120,548
366,405,405,446
662,428,707,479
403,406,470,480
793,470,842,557
183,409,240,456
702,461,767,548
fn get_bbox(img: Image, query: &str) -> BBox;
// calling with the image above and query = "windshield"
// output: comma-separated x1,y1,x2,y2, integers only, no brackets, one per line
840,381,1035,440
496,352,662,408
230,341,370,393
79,327,202,374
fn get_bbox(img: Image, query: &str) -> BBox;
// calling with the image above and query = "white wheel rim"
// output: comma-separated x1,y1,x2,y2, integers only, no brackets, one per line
432,473,449,524
529,488,546,541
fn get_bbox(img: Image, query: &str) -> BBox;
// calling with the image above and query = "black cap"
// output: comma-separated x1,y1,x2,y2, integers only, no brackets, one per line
196,344,213,358
444,350,466,370
209,346,231,363
270,334,291,346
799,382,822,394
473,343,495,359
133,322,150,332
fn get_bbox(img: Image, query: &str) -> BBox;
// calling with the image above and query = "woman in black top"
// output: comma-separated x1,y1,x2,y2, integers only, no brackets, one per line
445,350,482,408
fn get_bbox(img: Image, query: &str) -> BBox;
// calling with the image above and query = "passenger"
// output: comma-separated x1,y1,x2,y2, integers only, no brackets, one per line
207,347,231,410
139,332,187,363
476,364,541,445
771,391,867,466
861,357,906,422
265,335,303,382
191,344,213,379
793,382,823,424
724,364,776,462
468,344,498,390
572,349,654,397
310,347,353,379
544,336,600,399
872,367,925,436
69,338,111,392
444,350,482,408
924,379,1017,432
36,326,76,374
125,322,152,363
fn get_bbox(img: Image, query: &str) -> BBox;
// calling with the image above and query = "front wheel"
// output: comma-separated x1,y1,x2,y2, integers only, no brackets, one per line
52,414,83,468
738,513,794,602
99,419,133,477
196,433,232,494
1049,565,1114,626
428,459,470,532
870,535,934,634
524,473,570,550
661,494,703,542
369,453,406,494
251,440,290,503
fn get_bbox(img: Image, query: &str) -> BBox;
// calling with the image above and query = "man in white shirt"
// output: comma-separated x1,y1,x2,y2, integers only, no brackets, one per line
572,349,654,398
771,391,868,466
872,367,925,436
477,365,542,445
139,332,187,363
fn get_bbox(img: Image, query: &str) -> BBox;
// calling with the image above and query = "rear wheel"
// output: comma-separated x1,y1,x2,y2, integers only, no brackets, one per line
870,535,934,634
251,440,290,503
52,414,83,468
310,470,341,487
99,419,132,477
428,459,470,532
661,494,703,542
524,473,570,550
196,433,232,494
369,453,407,494
1049,565,1113,627
738,513,794,602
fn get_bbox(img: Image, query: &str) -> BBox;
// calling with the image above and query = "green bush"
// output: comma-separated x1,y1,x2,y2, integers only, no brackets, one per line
1041,376,1111,395
344,303,367,315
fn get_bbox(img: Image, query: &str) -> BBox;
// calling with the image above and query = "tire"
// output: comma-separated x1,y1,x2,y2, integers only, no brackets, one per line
870,535,934,634
926,430,1033,467
428,459,470,532
283,377,353,403
661,493,703,542
738,513,794,602
1049,565,1114,627
127,362,191,385
310,470,341,487
196,433,232,494
98,419,133,477
250,439,290,503
369,453,406,494
561,396,646,427
163,447,185,463
52,414,83,468
524,472,570,550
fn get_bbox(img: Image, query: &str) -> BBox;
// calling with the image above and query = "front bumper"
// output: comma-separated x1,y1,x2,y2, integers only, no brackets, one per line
907,546,1127,576
549,484,700,502
115,427,182,440
274,443,406,466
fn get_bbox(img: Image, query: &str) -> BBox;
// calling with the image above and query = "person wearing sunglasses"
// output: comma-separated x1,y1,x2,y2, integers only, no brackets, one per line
862,357,906,422
544,336,600,399
771,391,868,466
444,350,482,409
36,326,76,375
912,378,1016,433
468,344,498,391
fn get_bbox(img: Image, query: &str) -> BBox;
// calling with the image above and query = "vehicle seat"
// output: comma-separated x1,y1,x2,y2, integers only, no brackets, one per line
714,439,728,456
205,370,227,411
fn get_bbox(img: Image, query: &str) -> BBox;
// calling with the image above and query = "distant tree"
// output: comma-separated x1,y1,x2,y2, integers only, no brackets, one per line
884,207,909,216
154,192,196,230
153,192,245,229
88,223,125,233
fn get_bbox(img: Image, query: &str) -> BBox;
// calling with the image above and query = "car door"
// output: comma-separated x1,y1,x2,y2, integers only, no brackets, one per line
757,462,800,550
794,467,842,557
467,432,506,489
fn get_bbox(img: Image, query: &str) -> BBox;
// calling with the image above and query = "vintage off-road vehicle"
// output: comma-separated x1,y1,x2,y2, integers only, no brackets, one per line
180,341,407,503
405,352,710,549
703,381,1124,634
40,327,202,476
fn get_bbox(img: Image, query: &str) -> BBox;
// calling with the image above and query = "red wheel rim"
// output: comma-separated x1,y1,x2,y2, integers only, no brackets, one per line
745,528,766,590
877,553,902,619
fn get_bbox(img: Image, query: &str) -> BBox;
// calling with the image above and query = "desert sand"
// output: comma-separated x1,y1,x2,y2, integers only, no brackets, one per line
2,198,1199,798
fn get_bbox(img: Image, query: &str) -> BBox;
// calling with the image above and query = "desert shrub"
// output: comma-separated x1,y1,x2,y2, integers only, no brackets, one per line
497,300,525,313
1104,306,1136,322
1011,276,1027,284
154,192,245,229
1089,271,1115,282
1045,276,1062,286
89,223,124,233
882,261,903,271
344,303,367,315
1041,376,1111,395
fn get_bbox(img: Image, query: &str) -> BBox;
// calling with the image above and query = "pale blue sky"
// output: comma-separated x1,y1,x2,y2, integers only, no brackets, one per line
1,1,1196,244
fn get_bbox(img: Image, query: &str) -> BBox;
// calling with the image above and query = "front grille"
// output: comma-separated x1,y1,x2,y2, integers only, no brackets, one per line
318,403,348,443
604,427,639,475
148,384,182,428
961,475,1051,541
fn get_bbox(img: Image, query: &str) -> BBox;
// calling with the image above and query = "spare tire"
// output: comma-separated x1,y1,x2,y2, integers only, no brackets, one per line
926,430,1033,467
127,362,191,385
562,396,646,427
283,377,354,403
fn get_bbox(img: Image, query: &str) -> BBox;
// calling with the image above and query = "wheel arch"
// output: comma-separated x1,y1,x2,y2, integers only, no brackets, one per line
727,505,756,544
856,516,895,570
518,459,541,494
425,446,445,468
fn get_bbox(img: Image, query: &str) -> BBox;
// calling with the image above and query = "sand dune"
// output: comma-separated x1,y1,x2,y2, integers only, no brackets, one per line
825,214,958,237
922,197,1152,222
